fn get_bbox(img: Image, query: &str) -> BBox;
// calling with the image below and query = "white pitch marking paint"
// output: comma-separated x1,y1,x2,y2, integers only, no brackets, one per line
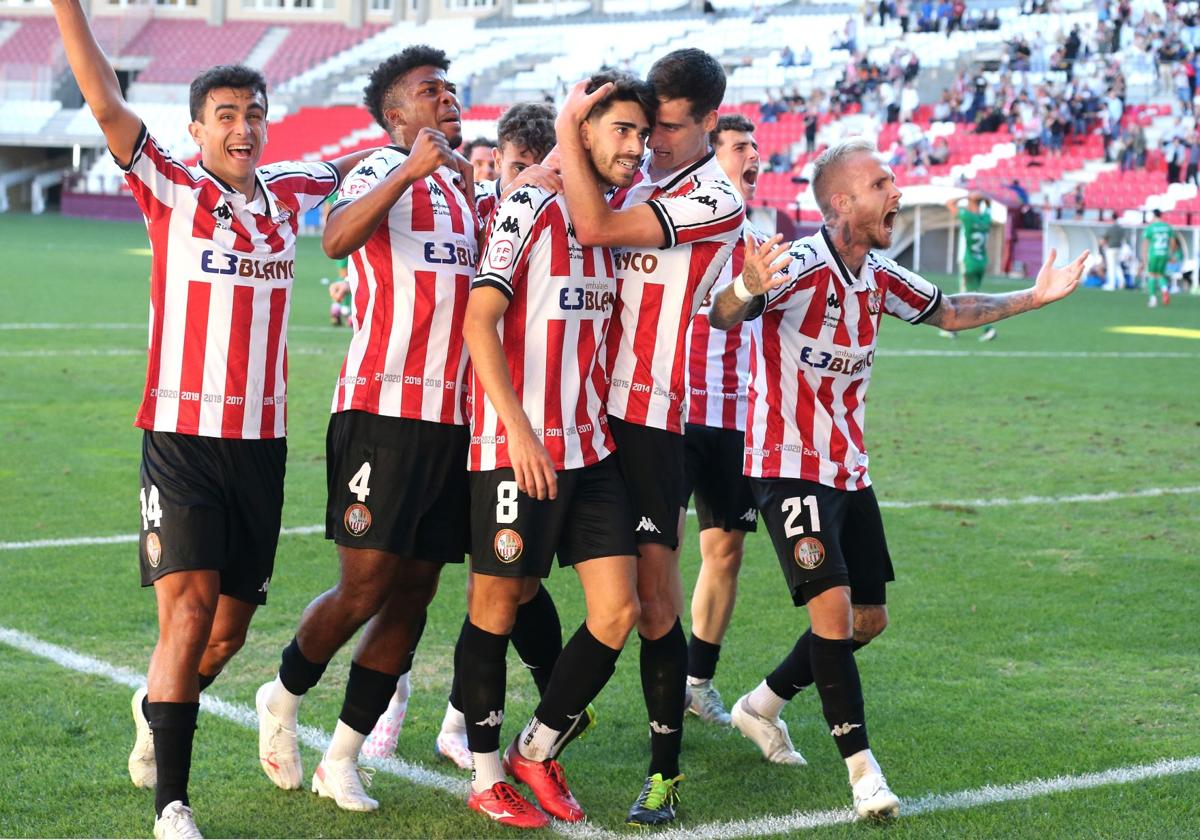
5,487,1197,552
2,626,1199,838
0,347,331,358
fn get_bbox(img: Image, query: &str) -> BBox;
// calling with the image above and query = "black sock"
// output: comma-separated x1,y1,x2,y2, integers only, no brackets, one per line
197,672,218,693
278,636,328,697
458,621,510,754
448,615,469,713
147,701,199,817
687,634,721,682
402,613,428,676
809,634,869,758
765,629,866,700
640,618,687,779
510,584,563,697
340,661,402,735
533,622,621,735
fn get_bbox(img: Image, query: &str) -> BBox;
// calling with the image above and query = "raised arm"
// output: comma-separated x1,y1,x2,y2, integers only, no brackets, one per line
323,127,455,259
555,80,666,249
709,233,792,330
51,0,141,167
925,247,1089,331
462,287,558,500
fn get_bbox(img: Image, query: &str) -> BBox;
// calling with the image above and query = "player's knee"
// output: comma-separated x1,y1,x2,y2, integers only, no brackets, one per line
852,606,888,643
333,580,389,624
636,595,676,636
703,543,744,578
205,631,246,665
164,598,217,642
597,598,640,644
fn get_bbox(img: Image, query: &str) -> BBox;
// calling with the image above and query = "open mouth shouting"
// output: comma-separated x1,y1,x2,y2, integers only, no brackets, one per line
883,207,899,233
227,143,254,161
742,165,759,187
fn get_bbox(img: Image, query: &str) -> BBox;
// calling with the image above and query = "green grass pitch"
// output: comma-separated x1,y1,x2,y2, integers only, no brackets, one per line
0,213,1198,839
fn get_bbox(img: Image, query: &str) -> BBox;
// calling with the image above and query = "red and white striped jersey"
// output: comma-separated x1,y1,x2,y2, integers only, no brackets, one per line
605,152,745,434
475,178,501,225
121,126,339,440
330,146,480,425
745,227,942,489
684,222,766,432
469,186,616,471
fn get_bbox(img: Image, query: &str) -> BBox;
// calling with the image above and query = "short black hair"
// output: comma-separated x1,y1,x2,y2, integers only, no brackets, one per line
1153,208,1163,218
496,103,557,163
464,136,498,157
647,49,726,120
710,114,755,145
363,45,450,132
584,70,657,127
189,65,267,122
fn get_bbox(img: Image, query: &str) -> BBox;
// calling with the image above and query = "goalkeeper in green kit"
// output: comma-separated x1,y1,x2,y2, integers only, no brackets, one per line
1140,209,1175,308
943,191,997,341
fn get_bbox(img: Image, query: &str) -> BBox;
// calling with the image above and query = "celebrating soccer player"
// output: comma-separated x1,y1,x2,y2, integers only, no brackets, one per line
555,49,745,825
455,71,654,830
51,2,367,837
710,137,1088,820
255,46,478,813
681,114,766,727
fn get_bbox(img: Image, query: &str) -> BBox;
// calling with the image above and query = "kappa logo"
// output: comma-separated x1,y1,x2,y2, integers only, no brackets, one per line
212,202,233,230
636,516,661,534
476,709,505,728
145,532,162,569
567,221,577,239
510,190,534,207
689,194,719,214
739,508,758,523
355,165,376,178
429,180,444,197
830,721,863,737
497,215,521,235
826,293,842,310
259,576,271,593
649,720,679,735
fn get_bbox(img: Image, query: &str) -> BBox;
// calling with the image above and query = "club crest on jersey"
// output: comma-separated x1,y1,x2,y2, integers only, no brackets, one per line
793,537,825,570
145,532,162,568
494,529,523,564
344,503,372,537
866,288,882,315
488,239,515,270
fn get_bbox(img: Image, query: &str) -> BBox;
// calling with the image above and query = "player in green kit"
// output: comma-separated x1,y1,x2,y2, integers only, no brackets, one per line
1141,209,1175,308
943,191,997,340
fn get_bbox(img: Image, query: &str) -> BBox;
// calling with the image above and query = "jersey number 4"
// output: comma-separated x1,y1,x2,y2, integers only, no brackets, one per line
781,495,821,538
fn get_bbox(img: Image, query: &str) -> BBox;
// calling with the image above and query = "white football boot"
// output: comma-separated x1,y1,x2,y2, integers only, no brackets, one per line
153,801,203,840
852,771,901,820
129,687,156,788
312,756,379,811
730,694,806,765
686,679,732,725
255,681,302,789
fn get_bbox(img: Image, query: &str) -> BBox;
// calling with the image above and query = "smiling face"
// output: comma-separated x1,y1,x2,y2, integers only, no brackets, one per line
384,65,462,149
581,99,651,189
833,151,903,250
713,128,759,201
189,87,268,192
647,97,716,176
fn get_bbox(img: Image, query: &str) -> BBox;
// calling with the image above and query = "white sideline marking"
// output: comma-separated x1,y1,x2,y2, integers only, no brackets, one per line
4,486,1198,552
0,322,353,335
2,624,1198,838
0,347,331,358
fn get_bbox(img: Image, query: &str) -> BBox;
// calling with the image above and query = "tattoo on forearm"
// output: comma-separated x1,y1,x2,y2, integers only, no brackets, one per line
935,289,1035,329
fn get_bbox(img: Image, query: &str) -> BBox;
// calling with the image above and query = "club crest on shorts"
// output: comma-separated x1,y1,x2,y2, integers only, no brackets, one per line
494,528,524,564
866,288,882,315
344,503,372,537
145,532,162,568
793,536,825,570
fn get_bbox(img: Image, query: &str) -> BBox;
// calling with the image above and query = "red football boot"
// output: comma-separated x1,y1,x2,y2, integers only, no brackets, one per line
467,781,550,829
503,740,584,822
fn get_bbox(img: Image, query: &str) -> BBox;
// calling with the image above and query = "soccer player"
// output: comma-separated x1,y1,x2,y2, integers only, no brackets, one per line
681,114,764,726
709,137,1087,820
52,3,365,838
943,190,997,340
464,136,499,183
357,101,567,768
457,71,656,829
554,49,746,825
1141,208,1174,307
255,46,478,813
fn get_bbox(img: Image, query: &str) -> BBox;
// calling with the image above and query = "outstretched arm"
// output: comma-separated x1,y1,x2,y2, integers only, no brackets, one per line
52,0,141,167
925,247,1089,331
709,233,793,330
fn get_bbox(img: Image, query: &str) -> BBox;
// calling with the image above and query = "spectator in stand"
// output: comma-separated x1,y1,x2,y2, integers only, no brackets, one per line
949,0,965,32
780,46,796,67
1071,184,1086,219
897,0,911,33
878,0,891,26
1187,133,1200,185
804,104,819,153
929,136,950,164
799,45,813,66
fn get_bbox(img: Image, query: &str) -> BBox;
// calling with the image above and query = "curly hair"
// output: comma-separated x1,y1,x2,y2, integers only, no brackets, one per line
584,70,657,127
189,65,267,122
496,103,557,163
362,46,450,132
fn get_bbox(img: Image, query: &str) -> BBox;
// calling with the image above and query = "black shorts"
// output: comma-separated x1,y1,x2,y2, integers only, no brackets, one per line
750,477,893,606
325,410,469,564
469,456,636,578
138,431,285,605
683,423,758,532
608,416,686,549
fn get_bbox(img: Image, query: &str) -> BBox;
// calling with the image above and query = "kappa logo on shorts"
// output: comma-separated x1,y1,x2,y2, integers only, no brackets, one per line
494,529,524,564
740,508,758,523
344,503,372,537
636,516,661,534
793,536,825,570
145,532,162,569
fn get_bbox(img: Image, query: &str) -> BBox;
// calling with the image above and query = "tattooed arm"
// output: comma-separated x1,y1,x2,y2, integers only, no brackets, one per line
925,247,1089,331
710,234,792,330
